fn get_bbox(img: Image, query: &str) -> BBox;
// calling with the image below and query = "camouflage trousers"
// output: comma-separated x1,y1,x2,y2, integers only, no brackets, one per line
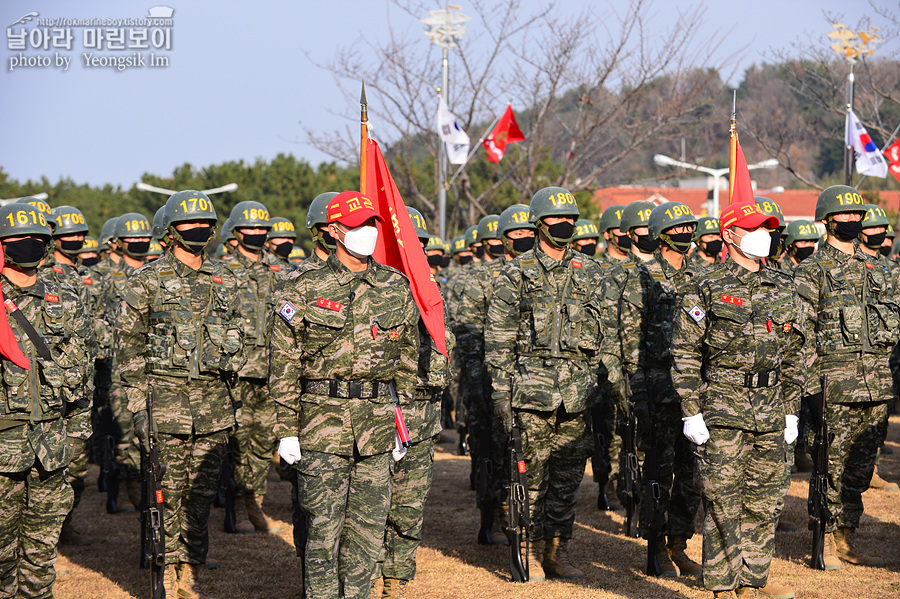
638,402,701,540
296,449,391,599
820,401,888,531
517,407,592,540
111,382,141,480
696,427,788,592
66,437,89,509
157,430,228,565
0,465,73,599
375,436,435,581
233,378,277,497
590,394,619,489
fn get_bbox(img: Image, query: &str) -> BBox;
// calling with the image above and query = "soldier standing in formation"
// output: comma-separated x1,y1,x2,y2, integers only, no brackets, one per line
672,201,806,599
688,216,722,271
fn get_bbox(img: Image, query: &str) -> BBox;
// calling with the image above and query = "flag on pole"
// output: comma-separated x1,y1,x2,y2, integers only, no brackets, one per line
728,130,754,206
846,109,888,178
483,104,524,163
882,137,900,185
437,97,470,165
366,139,448,357
0,245,30,370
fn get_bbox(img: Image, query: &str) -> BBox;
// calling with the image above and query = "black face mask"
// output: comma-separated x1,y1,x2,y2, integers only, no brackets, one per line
124,240,151,257
486,242,504,257
81,256,100,267
458,255,473,266
441,255,451,268
664,232,694,254
178,226,213,252
793,246,815,262
318,229,337,250
4,237,47,268
511,236,535,254
832,220,863,241
577,242,597,256
767,232,784,258
57,239,83,254
272,241,293,258
473,246,484,259
880,246,892,257
545,221,576,243
239,232,267,251
861,231,887,249
701,239,723,257
633,233,659,253
427,254,444,267
614,233,632,250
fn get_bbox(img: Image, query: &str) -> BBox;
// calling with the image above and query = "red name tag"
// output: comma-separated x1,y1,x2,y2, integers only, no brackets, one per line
721,294,743,306
52,266,63,273
83,277,93,285
212,276,223,283
45,294,59,303
866,262,874,269
269,264,280,271
317,297,342,312
572,259,582,269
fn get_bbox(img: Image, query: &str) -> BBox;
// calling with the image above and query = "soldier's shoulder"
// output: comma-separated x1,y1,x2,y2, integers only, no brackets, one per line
762,264,794,285
373,261,410,286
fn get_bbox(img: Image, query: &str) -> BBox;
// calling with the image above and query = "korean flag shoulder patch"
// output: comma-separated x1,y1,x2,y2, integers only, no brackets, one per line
688,304,705,324
278,301,297,323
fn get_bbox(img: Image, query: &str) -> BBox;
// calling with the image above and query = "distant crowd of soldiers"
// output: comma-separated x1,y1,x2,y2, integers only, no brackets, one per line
0,183,896,599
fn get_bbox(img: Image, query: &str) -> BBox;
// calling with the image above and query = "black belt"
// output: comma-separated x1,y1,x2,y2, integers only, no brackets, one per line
301,379,390,399
702,366,779,389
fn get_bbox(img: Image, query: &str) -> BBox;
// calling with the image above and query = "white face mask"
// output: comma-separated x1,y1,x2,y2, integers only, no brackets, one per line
336,224,378,258
730,228,770,260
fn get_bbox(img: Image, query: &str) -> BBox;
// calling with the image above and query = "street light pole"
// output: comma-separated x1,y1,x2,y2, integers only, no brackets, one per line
136,182,238,196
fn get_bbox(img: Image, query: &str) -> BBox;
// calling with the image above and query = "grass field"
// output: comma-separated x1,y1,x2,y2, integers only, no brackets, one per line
56,415,900,598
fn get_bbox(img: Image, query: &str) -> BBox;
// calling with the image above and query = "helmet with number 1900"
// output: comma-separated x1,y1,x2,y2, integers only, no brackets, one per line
528,186,580,223
269,217,297,240
815,185,867,221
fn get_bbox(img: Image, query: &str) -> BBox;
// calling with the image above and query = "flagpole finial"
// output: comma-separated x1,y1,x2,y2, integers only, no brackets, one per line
360,80,367,106
731,90,736,121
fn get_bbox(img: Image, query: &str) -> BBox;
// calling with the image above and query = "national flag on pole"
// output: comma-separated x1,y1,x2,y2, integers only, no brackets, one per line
483,104,525,163
846,109,888,178
436,97,470,165
0,245,30,370
883,137,900,185
366,139,448,357
727,129,754,207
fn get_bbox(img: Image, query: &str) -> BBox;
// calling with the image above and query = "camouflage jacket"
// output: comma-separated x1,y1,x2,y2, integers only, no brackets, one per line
486,245,605,414
455,256,506,400
794,242,899,402
686,249,717,274
117,251,244,433
672,259,807,432
269,252,419,456
0,271,94,472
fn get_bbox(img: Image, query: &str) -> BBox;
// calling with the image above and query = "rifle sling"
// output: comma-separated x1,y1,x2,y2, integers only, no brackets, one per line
6,300,52,362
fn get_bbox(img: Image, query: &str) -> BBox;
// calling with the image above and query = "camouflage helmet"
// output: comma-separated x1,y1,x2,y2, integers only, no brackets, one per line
164,190,217,227
862,204,890,229
0,203,51,239
147,240,164,257
306,192,339,229
152,206,167,239
476,215,500,243
619,200,655,233
784,219,819,245
465,225,479,247
527,186,580,223
450,235,467,254
221,218,236,243
425,235,446,252
288,245,306,261
407,207,429,240
230,201,271,229
79,236,99,254
648,202,697,240
887,224,896,240
572,219,600,241
17,197,56,230
269,217,297,240
815,185,866,220
498,204,536,238
754,197,786,230
598,205,627,233
693,217,720,240
51,205,89,237
114,212,153,239
99,217,117,250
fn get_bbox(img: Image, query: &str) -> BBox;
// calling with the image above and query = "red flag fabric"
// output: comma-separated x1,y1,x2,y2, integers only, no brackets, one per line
0,244,30,370
483,104,525,163
366,139,448,357
885,138,900,186
728,136,755,206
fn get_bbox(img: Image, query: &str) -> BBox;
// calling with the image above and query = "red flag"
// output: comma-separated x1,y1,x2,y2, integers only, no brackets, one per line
483,104,525,163
0,243,30,370
366,139,448,358
885,138,900,186
728,135,754,206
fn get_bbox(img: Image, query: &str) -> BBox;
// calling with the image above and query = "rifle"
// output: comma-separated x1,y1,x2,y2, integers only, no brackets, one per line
474,418,495,545
620,379,641,538
506,424,531,582
590,403,612,511
218,436,239,533
139,391,166,599
96,404,120,514
808,374,833,570
642,401,661,575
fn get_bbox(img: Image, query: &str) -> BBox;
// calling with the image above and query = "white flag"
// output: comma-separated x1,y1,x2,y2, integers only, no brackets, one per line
436,97,470,165
845,109,888,178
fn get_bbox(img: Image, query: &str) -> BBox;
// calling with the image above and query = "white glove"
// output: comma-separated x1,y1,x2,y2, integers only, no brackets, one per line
278,437,302,465
785,414,799,445
682,413,710,446
392,433,408,462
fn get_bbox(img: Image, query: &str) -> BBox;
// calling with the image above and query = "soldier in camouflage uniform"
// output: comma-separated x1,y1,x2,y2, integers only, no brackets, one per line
597,205,631,268
373,207,454,598
220,218,237,255
755,198,790,273
784,220,819,269
0,203,94,599
794,186,894,570
270,191,419,599
672,202,806,599
95,217,120,277
220,201,286,534
267,216,299,266
424,236,449,282
78,236,101,269
486,187,606,581
119,191,244,598
571,218,599,257
687,216,721,272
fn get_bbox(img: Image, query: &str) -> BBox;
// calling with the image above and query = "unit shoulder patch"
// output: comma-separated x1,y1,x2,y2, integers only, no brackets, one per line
278,301,297,323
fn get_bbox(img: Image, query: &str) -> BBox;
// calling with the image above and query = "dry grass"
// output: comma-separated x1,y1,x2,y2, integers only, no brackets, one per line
57,415,900,598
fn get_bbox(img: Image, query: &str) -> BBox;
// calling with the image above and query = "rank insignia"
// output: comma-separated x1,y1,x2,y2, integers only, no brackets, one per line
572,259,582,269
278,301,297,323
212,276,223,283
269,265,280,272
783,322,792,333
389,330,399,341
688,305,705,323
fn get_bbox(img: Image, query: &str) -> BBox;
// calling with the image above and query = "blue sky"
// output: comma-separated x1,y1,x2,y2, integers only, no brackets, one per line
0,0,889,190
